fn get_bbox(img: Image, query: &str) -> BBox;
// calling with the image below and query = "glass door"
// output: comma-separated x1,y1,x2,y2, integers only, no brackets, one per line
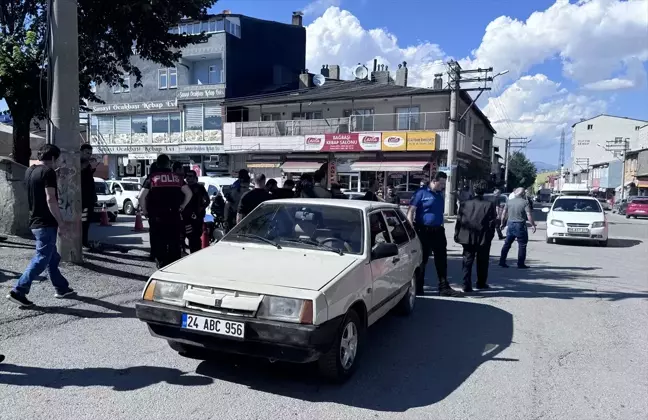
337,173,360,192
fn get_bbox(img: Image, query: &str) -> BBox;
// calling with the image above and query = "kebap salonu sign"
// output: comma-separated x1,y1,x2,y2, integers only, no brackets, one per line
92,100,177,114
304,132,381,152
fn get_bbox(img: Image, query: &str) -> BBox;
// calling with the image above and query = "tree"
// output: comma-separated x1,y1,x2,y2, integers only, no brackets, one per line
0,0,216,165
507,151,537,190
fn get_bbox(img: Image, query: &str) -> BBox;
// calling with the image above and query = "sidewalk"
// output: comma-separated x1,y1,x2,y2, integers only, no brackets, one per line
89,215,150,250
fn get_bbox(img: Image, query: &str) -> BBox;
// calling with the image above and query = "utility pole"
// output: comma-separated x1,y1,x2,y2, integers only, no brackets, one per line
444,61,505,215
503,137,530,192
49,0,82,263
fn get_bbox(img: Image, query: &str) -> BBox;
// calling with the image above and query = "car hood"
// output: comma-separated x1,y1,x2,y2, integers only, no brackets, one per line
549,211,604,223
160,241,359,291
96,194,115,201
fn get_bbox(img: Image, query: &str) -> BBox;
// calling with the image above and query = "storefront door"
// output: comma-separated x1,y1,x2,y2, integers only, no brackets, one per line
337,173,360,192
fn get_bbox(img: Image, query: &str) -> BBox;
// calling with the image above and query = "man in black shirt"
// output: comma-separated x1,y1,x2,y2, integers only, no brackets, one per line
139,154,193,268
266,179,294,199
183,170,210,253
8,145,75,307
237,173,272,223
361,180,381,201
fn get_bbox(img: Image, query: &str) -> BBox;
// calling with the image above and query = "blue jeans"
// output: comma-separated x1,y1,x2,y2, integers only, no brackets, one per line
13,227,70,296
500,221,528,266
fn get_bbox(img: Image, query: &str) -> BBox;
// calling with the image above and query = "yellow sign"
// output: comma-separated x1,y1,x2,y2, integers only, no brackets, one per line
381,131,407,151
406,131,436,151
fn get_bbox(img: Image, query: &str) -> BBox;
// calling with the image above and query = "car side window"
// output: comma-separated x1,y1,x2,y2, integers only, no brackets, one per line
395,208,416,239
369,212,391,249
382,210,410,246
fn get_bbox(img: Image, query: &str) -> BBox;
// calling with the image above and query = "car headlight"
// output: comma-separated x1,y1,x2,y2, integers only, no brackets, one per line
143,279,186,306
257,296,313,324
591,221,605,228
550,219,564,227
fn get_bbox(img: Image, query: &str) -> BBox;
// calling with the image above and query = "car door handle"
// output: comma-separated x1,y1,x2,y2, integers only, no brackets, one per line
392,257,400,264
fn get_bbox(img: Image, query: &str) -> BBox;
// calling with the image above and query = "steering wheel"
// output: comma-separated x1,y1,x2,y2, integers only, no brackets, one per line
318,237,347,249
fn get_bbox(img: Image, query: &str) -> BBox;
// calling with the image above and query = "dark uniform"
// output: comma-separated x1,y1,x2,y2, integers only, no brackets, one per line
80,163,97,247
143,168,185,267
183,183,209,253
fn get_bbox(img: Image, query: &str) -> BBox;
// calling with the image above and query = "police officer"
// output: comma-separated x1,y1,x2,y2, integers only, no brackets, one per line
183,170,210,253
407,171,462,297
139,154,192,268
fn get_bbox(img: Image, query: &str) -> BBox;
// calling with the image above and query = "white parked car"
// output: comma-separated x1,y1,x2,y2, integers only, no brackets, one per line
94,177,119,222
136,199,422,381
107,180,141,215
543,195,608,246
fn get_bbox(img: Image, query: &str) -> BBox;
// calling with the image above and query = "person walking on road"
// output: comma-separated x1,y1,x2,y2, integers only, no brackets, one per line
500,187,537,269
139,154,193,268
454,180,498,292
407,171,462,297
183,170,210,253
237,173,272,223
7,145,75,308
493,189,506,240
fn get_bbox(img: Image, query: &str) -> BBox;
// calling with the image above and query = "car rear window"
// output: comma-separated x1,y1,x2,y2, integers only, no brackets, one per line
631,199,648,205
553,198,602,213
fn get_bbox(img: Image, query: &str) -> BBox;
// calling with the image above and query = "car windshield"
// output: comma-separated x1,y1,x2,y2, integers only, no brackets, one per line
223,203,365,255
121,183,141,191
95,181,109,195
552,198,602,213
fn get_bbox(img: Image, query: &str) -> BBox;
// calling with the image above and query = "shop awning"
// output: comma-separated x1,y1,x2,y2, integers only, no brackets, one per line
247,162,281,168
350,161,429,172
281,161,324,173
637,180,648,188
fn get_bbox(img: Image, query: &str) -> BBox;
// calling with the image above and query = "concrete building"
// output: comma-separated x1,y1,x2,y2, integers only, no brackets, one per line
571,114,647,174
89,11,306,179
220,62,496,195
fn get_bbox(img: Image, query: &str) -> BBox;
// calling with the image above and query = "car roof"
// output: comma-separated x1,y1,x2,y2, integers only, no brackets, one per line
267,198,399,211
555,195,597,200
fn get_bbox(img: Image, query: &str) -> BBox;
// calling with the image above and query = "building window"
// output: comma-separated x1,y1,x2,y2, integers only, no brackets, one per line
587,124,593,130
614,137,623,144
158,69,168,90
131,116,148,134
169,69,177,89
208,65,221,84
262,113,281,121
170,113,181,133
174,18,240,37
204,105,222,130
152,114,169,134
122,77,130,93
396,106,420,130
114,116,130,136
344,109,374,131
292,111,323,120
185,105,204,131
97,116,114,136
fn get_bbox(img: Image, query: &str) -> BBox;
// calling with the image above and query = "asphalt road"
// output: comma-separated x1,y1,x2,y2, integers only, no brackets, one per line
1,213,647,420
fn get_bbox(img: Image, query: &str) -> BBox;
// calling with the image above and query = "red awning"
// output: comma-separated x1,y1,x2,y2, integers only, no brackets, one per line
280,161,324,173
350,161,429,172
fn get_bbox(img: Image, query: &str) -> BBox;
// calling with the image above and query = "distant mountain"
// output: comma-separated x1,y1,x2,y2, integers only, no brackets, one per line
533,161,560,172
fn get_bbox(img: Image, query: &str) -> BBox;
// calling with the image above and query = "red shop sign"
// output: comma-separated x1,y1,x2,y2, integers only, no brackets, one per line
322,133,362,152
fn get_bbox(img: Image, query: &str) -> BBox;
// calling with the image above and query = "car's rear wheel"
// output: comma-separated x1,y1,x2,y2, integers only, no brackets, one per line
318,309,364,382
395,275,416,316
626,214,631,219
123,200,135,215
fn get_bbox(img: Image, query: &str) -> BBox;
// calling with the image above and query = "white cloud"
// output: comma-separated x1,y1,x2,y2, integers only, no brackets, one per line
303,0,341,17
305,2,647,147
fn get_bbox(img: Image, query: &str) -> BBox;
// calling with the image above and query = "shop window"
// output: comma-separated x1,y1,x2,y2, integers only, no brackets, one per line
97,116,113,135
115,116,131,135
185,105,203,131
382,210,409,246
204,105,222,130
396,106,420,130
152,114,169,133
170,113,181,133
131,116,148,134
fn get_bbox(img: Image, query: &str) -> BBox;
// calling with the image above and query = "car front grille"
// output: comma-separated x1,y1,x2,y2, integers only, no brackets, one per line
566,223,589,227
184,285,259,318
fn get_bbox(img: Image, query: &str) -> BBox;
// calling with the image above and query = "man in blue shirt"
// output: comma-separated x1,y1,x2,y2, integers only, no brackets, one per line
407,171,462,297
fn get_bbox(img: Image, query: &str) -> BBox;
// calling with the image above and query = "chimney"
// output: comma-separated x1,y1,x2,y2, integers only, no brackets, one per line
371,62,390,84
395,61,408,87
299,70,312,89
292,11,303,27
222,9,231,14
320,65,330,78
328,65,340,80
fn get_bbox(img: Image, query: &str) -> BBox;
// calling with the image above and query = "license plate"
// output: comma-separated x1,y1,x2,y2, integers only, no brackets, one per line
94,207,103,212
568,228,589,234
181,313,245,338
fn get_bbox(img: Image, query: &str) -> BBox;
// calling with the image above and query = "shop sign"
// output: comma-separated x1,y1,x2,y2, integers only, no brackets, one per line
91,100,177,114
328,160,337,188
93,144,225,155
177,84,225,100
381,132,407,151
128,153,157,160
303,133,381,152
406,131,436,151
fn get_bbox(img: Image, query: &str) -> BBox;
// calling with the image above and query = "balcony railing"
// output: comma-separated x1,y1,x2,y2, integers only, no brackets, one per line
234,111,449,137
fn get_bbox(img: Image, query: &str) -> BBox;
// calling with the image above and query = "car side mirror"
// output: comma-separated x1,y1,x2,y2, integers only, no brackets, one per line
371,242,399,260
541,207,550,213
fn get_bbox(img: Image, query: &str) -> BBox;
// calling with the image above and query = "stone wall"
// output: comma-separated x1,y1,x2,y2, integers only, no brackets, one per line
0,157,30,236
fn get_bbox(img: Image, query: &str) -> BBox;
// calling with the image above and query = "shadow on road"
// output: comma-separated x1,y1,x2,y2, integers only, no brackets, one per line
81,261,150,282
0,268,21,284
195,298,514,411
0,364,213,390
551,238,642,248
84,252,152,268
29,295,136,319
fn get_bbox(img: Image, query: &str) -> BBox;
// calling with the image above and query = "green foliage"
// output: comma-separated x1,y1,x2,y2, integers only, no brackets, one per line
0,0,218,164
507,151,537,190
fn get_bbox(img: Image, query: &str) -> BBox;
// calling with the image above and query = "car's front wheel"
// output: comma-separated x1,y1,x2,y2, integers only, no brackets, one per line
108,213,117,223
546,236,553,244
598,239,608,247
395,275,416,316
123,200,135,215
318,309,364,382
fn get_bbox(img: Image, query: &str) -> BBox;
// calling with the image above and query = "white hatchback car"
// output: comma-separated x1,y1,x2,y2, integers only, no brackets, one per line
136,199,422,381
107,180,141,215
543,195,608,246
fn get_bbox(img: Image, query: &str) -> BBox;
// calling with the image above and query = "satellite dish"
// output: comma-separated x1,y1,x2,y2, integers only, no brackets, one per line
354,65,369,80
313,74,326,87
